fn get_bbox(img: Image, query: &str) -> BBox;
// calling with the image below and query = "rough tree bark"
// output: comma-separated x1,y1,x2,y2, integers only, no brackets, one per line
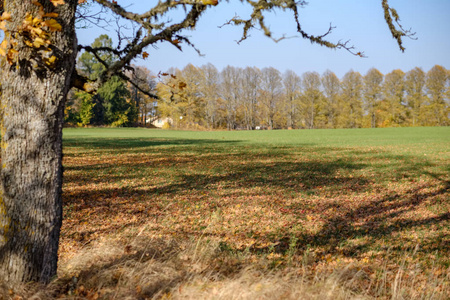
0,0,78,284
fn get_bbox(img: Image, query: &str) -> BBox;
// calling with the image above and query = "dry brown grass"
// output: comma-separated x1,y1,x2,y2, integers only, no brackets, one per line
2,233,448,299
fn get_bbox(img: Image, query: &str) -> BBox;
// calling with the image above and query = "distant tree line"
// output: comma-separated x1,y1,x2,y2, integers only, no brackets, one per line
158,64,449,129
66,36,449,129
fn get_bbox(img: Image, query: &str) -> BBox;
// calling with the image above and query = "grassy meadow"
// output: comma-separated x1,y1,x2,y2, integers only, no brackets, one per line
9,127,449,299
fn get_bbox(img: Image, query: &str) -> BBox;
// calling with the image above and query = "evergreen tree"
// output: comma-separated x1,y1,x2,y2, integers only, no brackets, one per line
99,76,136,127
73,35,136,126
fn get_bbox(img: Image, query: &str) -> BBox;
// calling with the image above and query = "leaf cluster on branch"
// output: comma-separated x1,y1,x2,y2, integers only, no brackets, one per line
0,1,63,66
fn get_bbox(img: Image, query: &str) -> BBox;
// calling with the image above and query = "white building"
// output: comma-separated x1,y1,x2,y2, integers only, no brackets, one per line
151,117,172,128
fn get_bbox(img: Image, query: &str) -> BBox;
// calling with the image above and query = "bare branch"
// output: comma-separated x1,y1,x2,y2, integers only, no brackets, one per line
118,71,158,100
75,2,112,30
382,0,416,52
97,3,208,84
223,0,364,56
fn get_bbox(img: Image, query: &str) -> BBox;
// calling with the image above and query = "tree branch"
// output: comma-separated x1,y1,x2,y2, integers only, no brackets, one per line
97,3,207,84
118,71,158,100
78,0,412,92
382,0,416,52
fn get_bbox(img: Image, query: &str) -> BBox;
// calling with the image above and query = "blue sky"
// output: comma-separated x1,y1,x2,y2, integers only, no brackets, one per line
77,0,450,78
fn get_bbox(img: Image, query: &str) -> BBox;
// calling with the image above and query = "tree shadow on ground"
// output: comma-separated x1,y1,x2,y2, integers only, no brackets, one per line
270,183,450,255
62,137,450,267
63,137,247,155
54,237,204,299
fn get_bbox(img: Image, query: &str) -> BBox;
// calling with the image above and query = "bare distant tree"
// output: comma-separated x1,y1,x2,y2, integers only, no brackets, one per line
340,70,364,128
221,66,242,130
405,67,426,126
260,67,283,129
301,71,322,129
283,70,302,129
321,70,341,128
200,63,221,129
425,65,449,126
382,69,406,126
240,67,261,130
128,65,157,125
363,68,384,128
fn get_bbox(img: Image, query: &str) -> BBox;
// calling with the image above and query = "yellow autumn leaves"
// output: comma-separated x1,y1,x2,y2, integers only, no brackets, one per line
50,0,66,6
201,0,218,5
0,12,15,60
0,0,65,65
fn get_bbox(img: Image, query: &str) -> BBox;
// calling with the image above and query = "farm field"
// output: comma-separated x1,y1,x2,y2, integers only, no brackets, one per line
32,127,450,298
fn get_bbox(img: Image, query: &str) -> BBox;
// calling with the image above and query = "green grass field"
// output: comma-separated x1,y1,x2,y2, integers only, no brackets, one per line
52,127,450,299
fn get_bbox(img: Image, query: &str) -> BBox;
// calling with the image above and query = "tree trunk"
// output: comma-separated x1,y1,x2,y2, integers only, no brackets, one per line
0,0,78,285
